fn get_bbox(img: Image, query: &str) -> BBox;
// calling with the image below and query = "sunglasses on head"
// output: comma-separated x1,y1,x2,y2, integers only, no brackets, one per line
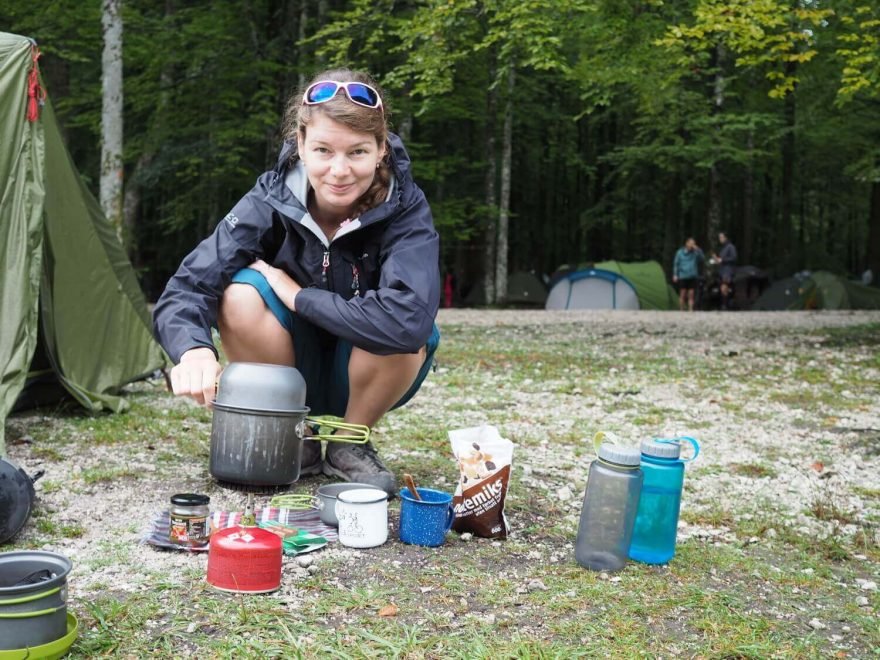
303,80,383,110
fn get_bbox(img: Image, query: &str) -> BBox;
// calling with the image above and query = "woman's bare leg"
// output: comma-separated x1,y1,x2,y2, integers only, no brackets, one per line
217,283,295,366
324,345,427,493
344,346,427,428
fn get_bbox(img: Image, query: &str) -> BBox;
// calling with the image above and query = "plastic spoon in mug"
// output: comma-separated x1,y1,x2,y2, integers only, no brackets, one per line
403,474,422,501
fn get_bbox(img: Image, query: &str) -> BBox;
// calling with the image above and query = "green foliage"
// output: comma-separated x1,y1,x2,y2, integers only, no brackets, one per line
4,0,879,293
836,3,880,99
658,0,833,98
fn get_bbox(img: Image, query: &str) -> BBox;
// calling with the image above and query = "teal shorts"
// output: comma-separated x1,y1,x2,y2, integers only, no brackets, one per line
230,268,439,417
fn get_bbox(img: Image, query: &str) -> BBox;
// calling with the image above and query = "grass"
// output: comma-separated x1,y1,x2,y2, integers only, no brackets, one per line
729,462,778,478
81,465,140,484
809,493,862,525
4,312,879,657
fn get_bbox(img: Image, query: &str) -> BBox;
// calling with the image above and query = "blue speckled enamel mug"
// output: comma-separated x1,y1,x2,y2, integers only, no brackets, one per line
398,488,454,547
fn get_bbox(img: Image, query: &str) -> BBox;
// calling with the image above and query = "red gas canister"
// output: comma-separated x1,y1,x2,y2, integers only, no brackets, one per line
206,525,282,593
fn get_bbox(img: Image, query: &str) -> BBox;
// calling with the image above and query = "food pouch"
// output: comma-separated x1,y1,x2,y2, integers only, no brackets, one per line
449,425,514,539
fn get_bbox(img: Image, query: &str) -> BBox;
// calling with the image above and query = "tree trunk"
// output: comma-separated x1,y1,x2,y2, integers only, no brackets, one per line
397,114,413,144
100,0,124,233
316,0,328,65
122,153,151,261
494,66,514,304
780,60,797,260
123,0,174,261
742,132,755,264
482,57,498,305
662,175,680,274
706,43,725,241
297,0,309,90
868,179,880,285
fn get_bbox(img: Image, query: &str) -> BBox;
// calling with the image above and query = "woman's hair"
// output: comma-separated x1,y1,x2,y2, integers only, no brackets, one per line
283,69,392,219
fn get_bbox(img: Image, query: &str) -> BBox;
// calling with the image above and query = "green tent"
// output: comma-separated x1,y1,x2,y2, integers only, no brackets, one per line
799,272,880,310
592,260,678,311
0,33,168,453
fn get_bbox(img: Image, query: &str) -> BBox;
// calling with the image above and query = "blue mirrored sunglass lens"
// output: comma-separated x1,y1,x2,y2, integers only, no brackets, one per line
346,84,378,106
308,82,339,103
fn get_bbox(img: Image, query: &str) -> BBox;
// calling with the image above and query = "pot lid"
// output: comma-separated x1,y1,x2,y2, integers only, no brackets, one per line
0,458,37,545
214,362,308,412
212,401,310,417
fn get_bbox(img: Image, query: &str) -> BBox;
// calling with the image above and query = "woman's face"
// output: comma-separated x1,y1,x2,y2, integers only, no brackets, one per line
297,112,385,222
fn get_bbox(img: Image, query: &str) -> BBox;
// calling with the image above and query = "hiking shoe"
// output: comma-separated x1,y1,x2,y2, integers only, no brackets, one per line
323,441,396,495
299,439,323,477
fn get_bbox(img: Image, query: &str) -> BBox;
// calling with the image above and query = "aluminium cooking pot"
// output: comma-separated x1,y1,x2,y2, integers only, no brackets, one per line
209,363,369,487
0,458,44,545
0,550,71,650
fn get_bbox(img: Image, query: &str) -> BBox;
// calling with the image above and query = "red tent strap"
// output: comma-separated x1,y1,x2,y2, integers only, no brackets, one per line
27,44,45,122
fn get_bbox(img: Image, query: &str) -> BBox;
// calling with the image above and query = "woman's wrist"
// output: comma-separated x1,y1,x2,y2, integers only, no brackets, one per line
266,265,300,311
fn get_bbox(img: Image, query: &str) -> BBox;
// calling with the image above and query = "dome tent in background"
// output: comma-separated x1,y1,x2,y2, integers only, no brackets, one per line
546,260,677,311
545,268,640,310
0,32,168,454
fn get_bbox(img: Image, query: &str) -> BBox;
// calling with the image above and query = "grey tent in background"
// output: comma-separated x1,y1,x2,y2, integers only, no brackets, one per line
504,271,547,306
545,268,640,310
464,271,547,307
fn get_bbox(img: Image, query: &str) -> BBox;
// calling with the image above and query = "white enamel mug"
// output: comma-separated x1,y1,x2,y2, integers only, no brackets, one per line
335,488,389,548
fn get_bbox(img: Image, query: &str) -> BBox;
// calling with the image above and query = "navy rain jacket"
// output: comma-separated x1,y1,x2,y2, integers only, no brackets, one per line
153,134,440,364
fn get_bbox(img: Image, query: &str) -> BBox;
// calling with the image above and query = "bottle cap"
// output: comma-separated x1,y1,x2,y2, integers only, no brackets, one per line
170,493,210,506
597,443,641,467
641,439,681,459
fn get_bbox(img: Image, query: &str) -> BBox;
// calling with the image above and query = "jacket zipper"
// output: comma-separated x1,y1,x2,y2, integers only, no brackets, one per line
321,250,331,288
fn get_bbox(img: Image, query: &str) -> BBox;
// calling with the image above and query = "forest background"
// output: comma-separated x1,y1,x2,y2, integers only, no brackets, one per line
6,0,880,304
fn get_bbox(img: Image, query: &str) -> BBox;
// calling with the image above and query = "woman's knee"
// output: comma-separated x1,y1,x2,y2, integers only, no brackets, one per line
218,283,267,333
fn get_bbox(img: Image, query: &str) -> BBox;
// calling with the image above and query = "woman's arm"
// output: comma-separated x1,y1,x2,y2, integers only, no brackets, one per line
153,171,280,364
294,191,440,354
249,259,302,310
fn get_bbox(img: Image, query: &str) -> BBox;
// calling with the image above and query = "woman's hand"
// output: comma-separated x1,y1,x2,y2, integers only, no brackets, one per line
250,259,302,311
170,347,222,408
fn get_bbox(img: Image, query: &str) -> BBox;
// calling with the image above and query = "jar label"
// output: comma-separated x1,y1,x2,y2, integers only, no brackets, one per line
170,513,209,545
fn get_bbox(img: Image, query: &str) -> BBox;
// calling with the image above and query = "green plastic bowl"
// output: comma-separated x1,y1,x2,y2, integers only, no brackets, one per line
0,612,78,660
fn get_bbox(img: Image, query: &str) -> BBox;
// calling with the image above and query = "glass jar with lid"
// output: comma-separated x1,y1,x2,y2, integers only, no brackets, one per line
169,493,211,546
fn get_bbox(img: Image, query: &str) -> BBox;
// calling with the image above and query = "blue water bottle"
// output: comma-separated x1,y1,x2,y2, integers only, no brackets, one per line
628,436,700,564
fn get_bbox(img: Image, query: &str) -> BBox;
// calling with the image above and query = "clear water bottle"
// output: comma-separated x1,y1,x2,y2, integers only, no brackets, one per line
575,443,643,572
628,437,700,565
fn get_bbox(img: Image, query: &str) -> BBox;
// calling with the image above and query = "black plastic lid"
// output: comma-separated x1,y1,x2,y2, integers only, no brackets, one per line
170,493,210,507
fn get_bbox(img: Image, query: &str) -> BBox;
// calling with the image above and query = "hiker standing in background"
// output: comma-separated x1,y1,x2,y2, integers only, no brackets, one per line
711,231,738,310
153,69,440,495
672,238,704,311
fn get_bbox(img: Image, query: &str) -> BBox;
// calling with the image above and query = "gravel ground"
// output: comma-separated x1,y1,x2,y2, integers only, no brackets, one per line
3,309,879,656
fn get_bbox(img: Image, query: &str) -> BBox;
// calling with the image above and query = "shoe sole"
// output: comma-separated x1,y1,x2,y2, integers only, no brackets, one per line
321,461,350,481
